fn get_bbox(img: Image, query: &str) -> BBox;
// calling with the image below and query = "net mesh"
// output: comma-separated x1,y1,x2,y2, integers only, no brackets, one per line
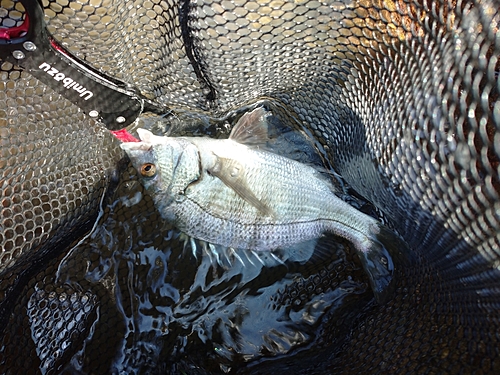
1,0,499,373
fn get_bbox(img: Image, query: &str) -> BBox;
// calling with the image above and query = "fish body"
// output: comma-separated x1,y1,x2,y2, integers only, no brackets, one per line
121,108,408,303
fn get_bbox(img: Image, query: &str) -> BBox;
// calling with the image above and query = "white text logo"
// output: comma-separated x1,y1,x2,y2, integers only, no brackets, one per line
39,62,94,100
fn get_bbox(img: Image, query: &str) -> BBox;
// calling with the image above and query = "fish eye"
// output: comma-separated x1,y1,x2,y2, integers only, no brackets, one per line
140,163,157,177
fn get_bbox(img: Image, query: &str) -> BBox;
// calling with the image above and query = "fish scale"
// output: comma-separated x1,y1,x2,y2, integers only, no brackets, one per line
185,148,331,223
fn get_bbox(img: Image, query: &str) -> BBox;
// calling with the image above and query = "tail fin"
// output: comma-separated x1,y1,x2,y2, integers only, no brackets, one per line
376,224,416,267
357,225,414,304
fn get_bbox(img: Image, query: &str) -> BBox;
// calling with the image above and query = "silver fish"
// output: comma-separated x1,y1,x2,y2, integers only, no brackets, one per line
120,108,409,303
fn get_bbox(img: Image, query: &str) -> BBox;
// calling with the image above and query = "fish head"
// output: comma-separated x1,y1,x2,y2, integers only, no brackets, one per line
120,129,201,205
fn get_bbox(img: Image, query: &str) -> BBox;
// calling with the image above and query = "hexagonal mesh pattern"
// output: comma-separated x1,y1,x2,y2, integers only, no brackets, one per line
0,63,122,273
27,288,98,373
1,0,499,373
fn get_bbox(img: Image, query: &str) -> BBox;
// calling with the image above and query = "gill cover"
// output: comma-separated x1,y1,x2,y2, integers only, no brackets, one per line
121,129,201,200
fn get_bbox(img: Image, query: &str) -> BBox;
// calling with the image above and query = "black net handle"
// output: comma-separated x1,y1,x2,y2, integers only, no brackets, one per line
0,0,165,129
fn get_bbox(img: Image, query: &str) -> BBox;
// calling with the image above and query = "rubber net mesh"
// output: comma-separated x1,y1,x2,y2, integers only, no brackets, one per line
0,0,499,373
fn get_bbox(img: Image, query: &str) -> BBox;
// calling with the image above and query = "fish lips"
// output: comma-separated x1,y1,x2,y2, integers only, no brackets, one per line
119,128,163,162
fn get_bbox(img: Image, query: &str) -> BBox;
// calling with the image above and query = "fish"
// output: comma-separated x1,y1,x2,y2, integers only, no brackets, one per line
120,107,410,304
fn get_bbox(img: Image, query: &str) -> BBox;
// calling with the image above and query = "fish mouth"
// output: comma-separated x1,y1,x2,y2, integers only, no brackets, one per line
118,130,153,153
116,128,161,152
114,128,171,145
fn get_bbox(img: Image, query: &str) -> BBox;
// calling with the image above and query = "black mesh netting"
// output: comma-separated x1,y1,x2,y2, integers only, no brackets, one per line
1,0,499,373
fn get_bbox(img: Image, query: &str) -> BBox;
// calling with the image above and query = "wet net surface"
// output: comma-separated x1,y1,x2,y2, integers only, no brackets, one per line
1,0,499,373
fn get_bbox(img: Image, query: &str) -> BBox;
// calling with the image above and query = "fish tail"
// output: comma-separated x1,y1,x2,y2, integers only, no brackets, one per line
357,224,414,304
375,224,416,267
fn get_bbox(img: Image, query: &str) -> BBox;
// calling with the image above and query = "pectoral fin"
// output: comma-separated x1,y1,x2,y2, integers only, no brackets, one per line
208,156,273,217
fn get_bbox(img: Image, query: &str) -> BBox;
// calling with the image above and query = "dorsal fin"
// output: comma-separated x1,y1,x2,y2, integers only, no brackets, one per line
229,107,269,146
